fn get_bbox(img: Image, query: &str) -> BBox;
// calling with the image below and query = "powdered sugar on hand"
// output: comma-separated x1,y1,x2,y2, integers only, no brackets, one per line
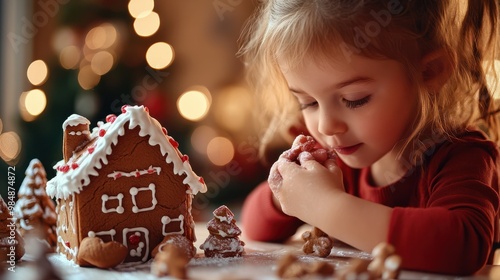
276,135,337,168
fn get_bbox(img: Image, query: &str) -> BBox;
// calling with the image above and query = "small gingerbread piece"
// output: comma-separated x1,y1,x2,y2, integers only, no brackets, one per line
200,205,245,258
76,237,128,268
301,227,334,257
277,255,306,279
151,244,189,279
367,242,402,279
152,235,196,260
382,254,402,279
336,258,374,280
276,253,334,279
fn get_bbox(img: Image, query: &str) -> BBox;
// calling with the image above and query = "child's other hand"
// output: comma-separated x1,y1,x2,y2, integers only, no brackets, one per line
271,157,344,218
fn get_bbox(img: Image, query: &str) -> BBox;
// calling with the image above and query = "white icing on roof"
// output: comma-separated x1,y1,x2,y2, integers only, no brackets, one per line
62,114,91,130
47,105,207,200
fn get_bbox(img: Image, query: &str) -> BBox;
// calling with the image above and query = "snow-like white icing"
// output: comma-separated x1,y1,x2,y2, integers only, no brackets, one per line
215,214,233,224
68,131,90,136
107,166,161,180
130,183,157,213
88,229,116,241
200,238,244,254
58,235,78,257
62,114,90,130
47,105,207,199
101,193,124,214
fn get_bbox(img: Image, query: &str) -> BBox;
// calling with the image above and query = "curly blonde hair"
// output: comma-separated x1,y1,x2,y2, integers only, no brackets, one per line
239,0,500,163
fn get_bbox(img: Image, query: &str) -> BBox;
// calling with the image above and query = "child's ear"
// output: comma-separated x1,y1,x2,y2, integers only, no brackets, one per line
420,49,453,93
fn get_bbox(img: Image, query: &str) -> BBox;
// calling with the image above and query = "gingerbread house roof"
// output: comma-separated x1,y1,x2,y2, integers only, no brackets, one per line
47,105,207,200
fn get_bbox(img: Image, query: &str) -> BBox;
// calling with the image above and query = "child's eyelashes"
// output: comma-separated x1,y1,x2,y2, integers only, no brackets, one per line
299,101,318,110
342,95,371,109
299,95,371,110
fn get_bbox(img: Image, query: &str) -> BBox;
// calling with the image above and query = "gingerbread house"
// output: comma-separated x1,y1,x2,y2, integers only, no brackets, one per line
46,105,207,264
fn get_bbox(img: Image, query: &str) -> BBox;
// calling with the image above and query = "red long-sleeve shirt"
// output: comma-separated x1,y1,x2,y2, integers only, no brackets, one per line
241,129,500,275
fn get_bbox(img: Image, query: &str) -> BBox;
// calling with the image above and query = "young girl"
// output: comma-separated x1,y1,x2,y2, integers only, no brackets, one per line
239,0,500,276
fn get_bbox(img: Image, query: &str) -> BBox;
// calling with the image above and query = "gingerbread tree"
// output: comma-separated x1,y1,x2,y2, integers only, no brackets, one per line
13,159,57,250
0,195,25,262
200,205,245,258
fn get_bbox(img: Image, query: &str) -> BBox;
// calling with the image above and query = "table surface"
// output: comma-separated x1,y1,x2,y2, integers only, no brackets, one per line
6,224,499,280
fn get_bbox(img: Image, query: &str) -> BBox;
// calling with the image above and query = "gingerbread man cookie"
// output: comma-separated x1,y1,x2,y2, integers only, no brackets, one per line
151,244,189,279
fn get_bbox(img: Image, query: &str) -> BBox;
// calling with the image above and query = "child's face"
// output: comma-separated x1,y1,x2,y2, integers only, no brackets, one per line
279,54,418,170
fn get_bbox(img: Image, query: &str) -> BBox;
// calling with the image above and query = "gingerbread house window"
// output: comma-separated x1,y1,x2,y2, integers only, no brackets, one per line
130,183,157,213
101,193,124,214
161,214,185,236
88,229,116,243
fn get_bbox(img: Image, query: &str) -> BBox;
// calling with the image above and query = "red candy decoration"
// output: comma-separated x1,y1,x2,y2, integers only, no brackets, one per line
121,105,129,113
106,114,117,123
99,129,106,137
144,106,149,113
71,163,79,169
181,155,189,162
129,234,140,245
60,165,70,173
199,177,205,184
135,171,141,177
88,146,95,154
162,127,168,135
65,241,71,247
169,138,179,148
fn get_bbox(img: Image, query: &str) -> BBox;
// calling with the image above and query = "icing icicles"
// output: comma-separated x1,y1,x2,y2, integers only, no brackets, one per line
47,105,207,200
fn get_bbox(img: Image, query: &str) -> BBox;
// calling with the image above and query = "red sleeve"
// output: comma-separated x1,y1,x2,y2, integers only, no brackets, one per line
241,181,304,242
388,141,499,275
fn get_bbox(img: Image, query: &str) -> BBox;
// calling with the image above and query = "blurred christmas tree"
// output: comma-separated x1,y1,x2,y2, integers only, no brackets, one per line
2,0,268,212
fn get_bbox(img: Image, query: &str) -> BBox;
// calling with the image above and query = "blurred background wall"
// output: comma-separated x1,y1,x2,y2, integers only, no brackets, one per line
0,0,273,218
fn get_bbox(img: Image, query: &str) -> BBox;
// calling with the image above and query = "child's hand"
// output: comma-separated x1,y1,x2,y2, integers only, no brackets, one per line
271,158,344,218
267,135,343,218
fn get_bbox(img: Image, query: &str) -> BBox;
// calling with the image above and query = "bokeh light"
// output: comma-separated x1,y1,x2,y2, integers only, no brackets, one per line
214,86,253,132
52,27,77,52
146,42,174,69
207,137,235,166
19,89,47,121
177,89,211,121
78,65,101,90
85,26,107,50
191,125,217,154
59,46,81,69
133,11,160,37
101,23,118,49
0,131,22,163
91,51,114,75
128,0,154,18
27,60,48,86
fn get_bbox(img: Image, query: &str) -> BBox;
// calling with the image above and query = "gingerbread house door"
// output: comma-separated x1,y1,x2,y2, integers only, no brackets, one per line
122,227,150,263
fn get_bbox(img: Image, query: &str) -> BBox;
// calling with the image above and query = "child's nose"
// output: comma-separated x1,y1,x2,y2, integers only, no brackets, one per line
318,109,347,136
